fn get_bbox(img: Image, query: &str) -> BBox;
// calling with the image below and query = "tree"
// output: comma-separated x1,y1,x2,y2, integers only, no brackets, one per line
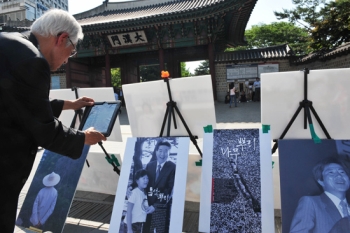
310,0,350,50
194,60,210,75
139,65,161,82
226,22,309,54
111,68,121,87
274,0,350,50
180,62,191,77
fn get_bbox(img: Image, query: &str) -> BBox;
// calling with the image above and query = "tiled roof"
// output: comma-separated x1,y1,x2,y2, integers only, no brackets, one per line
294,42,350,64
215,44,294,62
76,0,243,27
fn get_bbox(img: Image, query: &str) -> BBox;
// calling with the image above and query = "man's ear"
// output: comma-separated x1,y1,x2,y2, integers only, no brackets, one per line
317,180,325,187
56,32,69,46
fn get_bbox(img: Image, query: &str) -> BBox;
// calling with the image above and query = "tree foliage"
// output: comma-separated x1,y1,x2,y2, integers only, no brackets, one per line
180,62,191,77
310,0,350,50
274,0,350,50
111,68,121,87
194,60,210,75
139,65,161,82
226,22,309,54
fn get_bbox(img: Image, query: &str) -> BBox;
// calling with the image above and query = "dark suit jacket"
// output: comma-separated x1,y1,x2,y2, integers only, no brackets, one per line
290,193,343,233
145,160,175,205
329,216,350,233
0,31,85,232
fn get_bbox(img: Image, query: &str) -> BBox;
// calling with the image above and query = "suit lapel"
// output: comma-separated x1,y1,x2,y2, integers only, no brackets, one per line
320,193,342,223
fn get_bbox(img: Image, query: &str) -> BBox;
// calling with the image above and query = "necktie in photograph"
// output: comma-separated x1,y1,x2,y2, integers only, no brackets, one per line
340,200,349,217
155,164,161,181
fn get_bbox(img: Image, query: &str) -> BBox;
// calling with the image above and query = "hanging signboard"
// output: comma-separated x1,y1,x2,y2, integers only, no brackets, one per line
258,64,279,78
226,64,258,82
107,30,148,48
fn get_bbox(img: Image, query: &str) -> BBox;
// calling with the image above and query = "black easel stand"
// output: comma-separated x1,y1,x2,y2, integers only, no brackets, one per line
159,77,203,157
70,87,120,175
70,87,83,128
271,68,332,154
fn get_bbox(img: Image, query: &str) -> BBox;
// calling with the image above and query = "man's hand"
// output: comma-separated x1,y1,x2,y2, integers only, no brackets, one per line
63,96,94,110
84,127,106,145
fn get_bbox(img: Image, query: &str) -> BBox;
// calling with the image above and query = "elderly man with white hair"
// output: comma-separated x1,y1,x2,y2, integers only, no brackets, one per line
0,9,106,232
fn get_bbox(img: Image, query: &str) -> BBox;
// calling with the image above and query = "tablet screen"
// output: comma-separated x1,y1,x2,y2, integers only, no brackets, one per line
79,101,121,137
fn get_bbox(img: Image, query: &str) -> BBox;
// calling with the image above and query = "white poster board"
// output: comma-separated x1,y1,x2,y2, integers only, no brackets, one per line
199,129,274,233
108,137,190,233
50,88,123,194
122,75,216,138
261,68,350,139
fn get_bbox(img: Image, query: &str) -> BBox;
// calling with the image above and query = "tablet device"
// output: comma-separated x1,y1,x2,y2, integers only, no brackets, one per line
79,101,121,137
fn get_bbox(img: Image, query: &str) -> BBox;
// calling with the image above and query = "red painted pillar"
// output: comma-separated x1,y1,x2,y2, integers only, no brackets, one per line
159,48,164,72
208,43,217,100
105,53,112,87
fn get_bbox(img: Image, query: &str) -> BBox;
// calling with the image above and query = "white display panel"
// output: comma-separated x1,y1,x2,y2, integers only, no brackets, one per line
261,68,350,139
122,75,216,138
50,87,122,142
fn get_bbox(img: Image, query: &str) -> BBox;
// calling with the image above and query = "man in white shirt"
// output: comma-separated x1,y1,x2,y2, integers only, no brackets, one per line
290,157,350,233
30,172,60,230
253,78,260,101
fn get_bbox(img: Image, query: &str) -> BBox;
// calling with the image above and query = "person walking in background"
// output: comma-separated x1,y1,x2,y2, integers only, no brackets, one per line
229,82,237,108
253,78,261,102
30,172,60,230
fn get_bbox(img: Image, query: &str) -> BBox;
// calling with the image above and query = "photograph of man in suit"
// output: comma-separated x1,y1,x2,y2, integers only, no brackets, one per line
143,141,175,233
290,157,350,233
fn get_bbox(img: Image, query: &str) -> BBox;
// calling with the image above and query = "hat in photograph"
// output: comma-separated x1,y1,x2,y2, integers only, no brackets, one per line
43,172,60,187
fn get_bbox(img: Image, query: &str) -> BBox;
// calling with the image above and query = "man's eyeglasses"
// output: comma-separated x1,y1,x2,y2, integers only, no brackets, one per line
67,37,77,57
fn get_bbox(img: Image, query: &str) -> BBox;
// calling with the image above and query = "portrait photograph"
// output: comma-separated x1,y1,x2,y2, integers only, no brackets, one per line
108,137,190,233
279,139,350,233
199,129,274,233
16,145,90,233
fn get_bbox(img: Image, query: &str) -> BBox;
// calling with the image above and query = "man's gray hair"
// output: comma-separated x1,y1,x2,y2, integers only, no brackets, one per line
31,9,83,46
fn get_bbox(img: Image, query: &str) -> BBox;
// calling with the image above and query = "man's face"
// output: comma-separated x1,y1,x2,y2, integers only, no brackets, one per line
156,145,170,164
49,34,77,71
318,163,350,195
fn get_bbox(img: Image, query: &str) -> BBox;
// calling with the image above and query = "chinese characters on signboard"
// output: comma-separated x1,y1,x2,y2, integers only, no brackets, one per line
107,30,148,47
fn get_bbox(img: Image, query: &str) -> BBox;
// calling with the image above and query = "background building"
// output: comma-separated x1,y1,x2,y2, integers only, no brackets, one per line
0,0,68,27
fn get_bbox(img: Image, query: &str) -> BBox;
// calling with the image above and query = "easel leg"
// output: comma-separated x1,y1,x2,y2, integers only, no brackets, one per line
309,105,332,139
174,106,203,157
160,106,170,137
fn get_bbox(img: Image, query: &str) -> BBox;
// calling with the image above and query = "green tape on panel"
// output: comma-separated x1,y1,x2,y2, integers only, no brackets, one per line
105,154,120,167
203,125,213,133
195,159,202,166
309,124,321,144
262,125,271,133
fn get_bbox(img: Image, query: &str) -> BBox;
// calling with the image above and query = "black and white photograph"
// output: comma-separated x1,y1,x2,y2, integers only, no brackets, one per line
279,139,350,233
108,137,190,233
16,145,90,233
211,129,262,233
